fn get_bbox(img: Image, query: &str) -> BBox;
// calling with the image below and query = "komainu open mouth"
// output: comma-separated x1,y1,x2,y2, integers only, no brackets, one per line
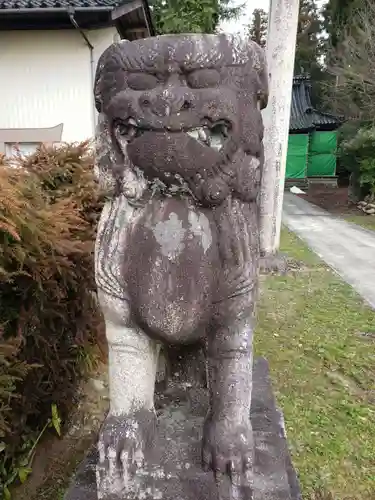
114,118,232,152
186,120,230,152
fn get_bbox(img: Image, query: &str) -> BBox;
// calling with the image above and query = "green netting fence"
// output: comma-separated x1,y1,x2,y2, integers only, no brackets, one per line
307,131,337,177
285,134,309,179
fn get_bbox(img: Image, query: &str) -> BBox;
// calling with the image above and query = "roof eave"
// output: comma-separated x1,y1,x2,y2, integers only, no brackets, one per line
289,127,314,133
0,6,113,13
0,0,154,37
291,75,343,131
111,0,154,37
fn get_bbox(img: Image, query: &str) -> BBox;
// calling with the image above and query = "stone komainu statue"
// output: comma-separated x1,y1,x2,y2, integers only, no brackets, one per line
93,34,268,499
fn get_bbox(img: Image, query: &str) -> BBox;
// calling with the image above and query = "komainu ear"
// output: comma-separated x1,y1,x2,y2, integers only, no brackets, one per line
247,38,268,110
94,113,147,201
94,113,118,195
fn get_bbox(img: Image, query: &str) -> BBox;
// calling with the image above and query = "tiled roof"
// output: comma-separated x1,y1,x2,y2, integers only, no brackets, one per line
290,75,341,132
0,0,121,9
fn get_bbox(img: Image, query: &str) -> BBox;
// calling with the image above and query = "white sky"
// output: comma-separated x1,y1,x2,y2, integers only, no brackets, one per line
220,0,327,34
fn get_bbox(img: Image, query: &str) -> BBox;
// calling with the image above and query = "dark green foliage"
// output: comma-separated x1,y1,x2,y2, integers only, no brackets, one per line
247,1,326,106
322,0,361,49
0,143,105,495
340,126,375,199
248,8,267,48
150,0,243,35
295,0,323,76
294,0,326,105
322,1,375,121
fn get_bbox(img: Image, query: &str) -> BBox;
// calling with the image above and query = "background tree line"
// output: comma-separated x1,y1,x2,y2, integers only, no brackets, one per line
149,0,375,200
150,0,242,35
150,0,325,104
322,0,375,200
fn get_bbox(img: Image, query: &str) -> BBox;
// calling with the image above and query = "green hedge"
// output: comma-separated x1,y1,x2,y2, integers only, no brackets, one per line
0,143,105,496
340,126,375,199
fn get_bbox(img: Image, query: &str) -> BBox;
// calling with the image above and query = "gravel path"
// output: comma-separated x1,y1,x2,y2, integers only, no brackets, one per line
283,193,375,309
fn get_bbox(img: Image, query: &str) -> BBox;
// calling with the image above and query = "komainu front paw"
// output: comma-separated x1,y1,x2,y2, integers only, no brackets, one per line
202,416,254,495
96,410,156,499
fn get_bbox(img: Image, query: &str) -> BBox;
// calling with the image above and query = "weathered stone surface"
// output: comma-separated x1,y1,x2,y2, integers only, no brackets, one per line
358,197,375,215
259,253,289,275
65,358,301,500
92,33,270,498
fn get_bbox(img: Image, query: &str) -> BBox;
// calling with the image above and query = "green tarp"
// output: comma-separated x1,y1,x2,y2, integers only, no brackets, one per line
285,134,309,179
285,131,338,179
307,131,337,177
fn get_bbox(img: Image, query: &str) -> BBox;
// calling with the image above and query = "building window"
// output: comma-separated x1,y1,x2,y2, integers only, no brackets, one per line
5,142,41,157
0,124,63,156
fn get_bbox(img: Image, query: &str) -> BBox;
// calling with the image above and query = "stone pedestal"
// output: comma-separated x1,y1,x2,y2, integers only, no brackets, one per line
65,358,301,500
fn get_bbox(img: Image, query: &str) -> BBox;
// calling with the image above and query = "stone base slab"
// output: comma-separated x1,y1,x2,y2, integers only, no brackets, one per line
65,357,301,500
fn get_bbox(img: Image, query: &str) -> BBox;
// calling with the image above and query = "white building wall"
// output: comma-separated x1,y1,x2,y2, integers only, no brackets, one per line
0,27,117,143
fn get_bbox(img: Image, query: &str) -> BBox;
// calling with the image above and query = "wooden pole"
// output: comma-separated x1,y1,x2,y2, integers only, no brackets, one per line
260,0,300,256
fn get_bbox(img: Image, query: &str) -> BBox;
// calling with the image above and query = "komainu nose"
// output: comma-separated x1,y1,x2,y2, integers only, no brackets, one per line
139,89,192,117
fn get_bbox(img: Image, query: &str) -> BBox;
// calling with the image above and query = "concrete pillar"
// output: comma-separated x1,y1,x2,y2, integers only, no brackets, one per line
260,0,300,255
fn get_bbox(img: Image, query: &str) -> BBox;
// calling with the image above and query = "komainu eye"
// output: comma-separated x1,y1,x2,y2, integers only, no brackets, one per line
127,73,159,90
187,69,221,89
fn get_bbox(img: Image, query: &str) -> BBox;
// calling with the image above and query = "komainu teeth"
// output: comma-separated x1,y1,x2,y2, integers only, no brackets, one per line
127,128,137,139
198,128,208,143
187,129,200,140
187,125,227,151
210,136,223,150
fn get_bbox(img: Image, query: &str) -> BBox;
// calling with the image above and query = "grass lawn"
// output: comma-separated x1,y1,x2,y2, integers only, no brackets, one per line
22,230,375,500
255,229,375,500
344,215,375,231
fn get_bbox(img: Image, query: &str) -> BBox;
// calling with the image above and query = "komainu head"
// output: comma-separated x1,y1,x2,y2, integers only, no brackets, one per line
94,34,268,206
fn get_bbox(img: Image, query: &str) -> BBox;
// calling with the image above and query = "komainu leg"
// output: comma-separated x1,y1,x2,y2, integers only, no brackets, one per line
203,289,255,500
96,294,160,499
